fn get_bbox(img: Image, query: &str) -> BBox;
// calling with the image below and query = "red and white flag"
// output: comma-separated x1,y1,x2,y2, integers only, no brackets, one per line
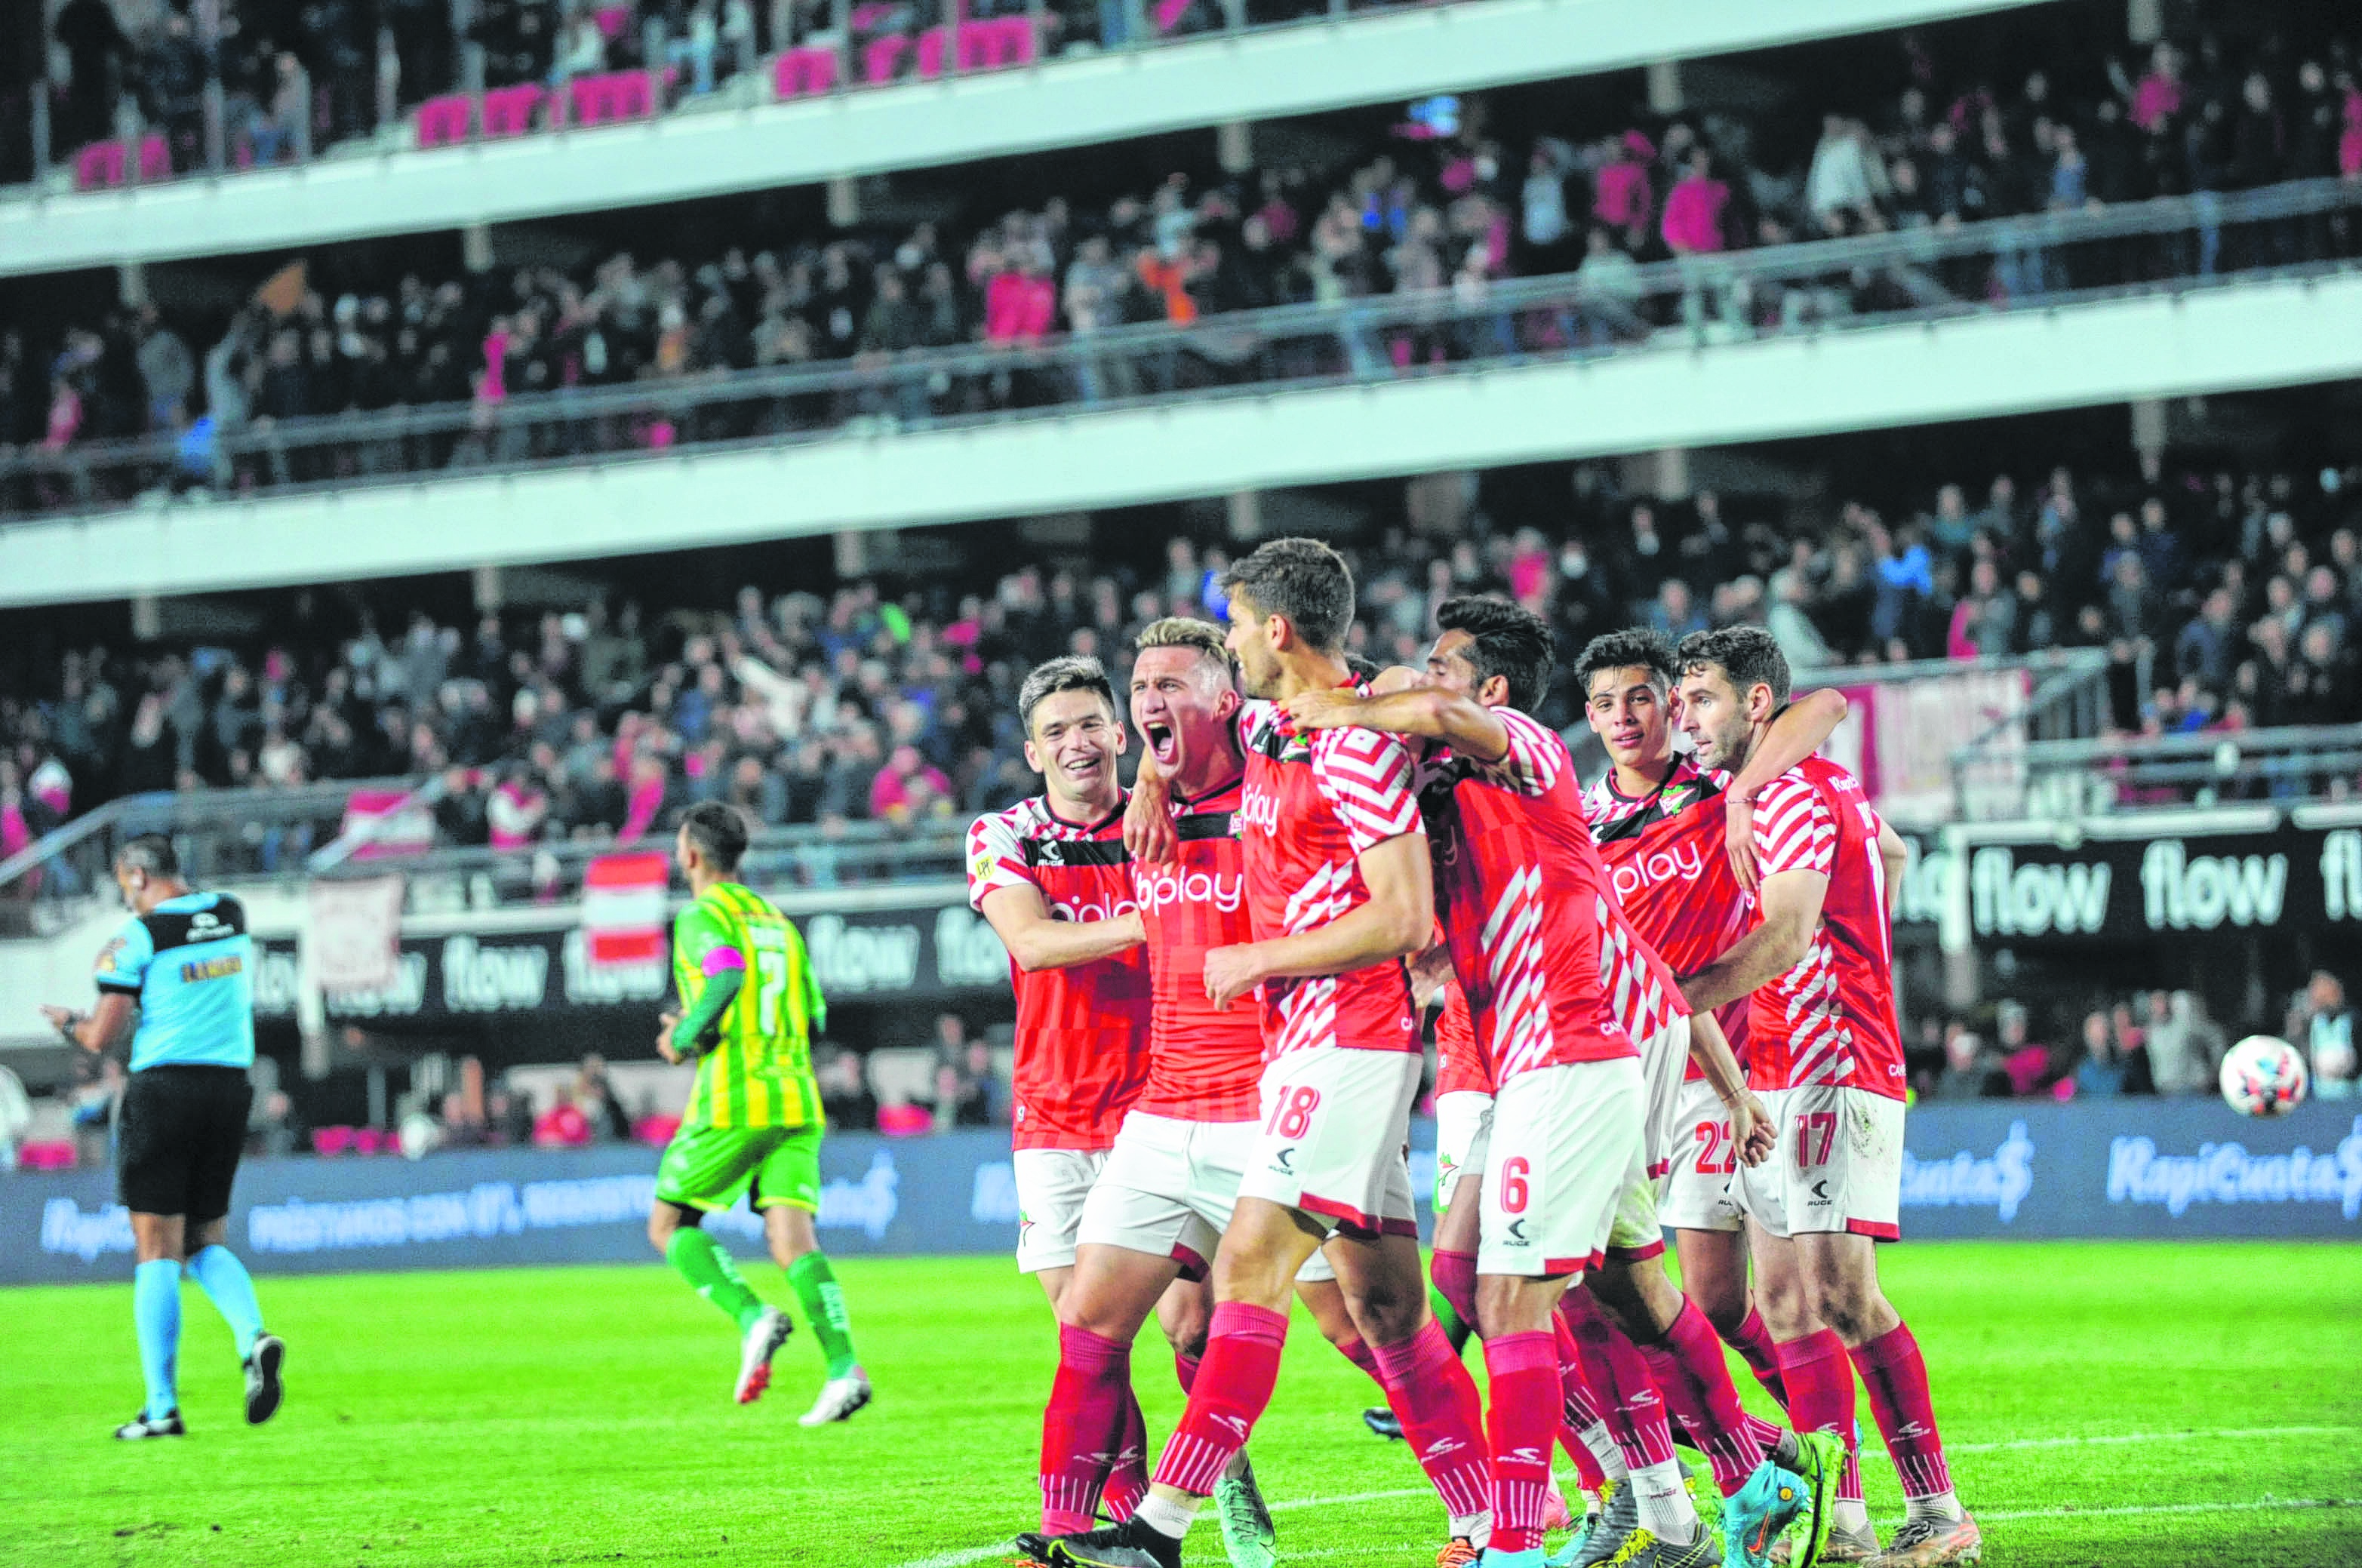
583,851,672,967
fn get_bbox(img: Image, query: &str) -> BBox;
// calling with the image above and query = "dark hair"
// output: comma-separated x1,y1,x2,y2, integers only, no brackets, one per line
1016,655,1118,737
1344,653,1382,682
115,833,179,878
1574,627,1678,696
1218,537,1354,653
1435,595,1555,714
1675,626,1791,706
679,801,752,874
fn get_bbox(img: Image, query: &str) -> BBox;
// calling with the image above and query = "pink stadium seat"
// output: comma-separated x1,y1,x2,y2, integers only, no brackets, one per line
417,93,474,148
73,139,128,191
134,133,171,181
959,17,1035,69
481,84,545,137
593,3,632,38
773,46,841,98
915,26,949,79
1153,0,1192,32
611,72,654,118
863,34,908,85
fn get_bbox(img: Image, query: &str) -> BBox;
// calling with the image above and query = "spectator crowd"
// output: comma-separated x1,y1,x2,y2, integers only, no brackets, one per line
9,14,2360,512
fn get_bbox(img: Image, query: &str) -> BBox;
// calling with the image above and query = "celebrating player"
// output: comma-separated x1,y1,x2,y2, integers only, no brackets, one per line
42,835,284,1440
1049,539,1492,1568
1674,628,1979,1568
647,801,870,1425
1287,599,1824,1568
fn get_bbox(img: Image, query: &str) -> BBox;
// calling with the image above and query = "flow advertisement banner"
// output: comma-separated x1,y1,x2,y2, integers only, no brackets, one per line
1961,822,2362,945
8,1102,2354,1286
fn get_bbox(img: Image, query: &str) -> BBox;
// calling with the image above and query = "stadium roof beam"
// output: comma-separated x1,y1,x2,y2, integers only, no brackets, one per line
5,270,2357,609
0,0,2057,279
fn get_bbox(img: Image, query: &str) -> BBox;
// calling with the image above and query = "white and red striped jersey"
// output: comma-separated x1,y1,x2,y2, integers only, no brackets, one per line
966,795,1154,1148
1413,706,1641,1084
1237,693,1422,1058
1584,757,1755,1078
1131,773,1265,1122
1727,756,1905,1099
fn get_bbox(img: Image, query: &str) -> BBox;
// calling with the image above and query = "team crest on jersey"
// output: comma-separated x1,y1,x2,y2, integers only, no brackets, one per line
94,936,125,974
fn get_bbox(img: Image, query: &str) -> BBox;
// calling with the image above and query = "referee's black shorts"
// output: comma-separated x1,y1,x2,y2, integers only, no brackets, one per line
118,1065,254,1225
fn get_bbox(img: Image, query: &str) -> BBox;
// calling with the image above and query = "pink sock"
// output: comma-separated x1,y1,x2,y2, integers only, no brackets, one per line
1431,1247,1479,1333
1173,1352,1200,1394
1371,1319,1495,1520
1561,1293,1675,1472
1775,1330,1861,1499
1041,1324,1133,1533
1851,1322,1953,1499
1637,1302,1767,1498
1334,1336,1385,1391
1103,1386,1149,1521
1553,1313,1610,1490
1725,1307,1789,1410
1152,1303,1286,1496
1484,1331,1563,1553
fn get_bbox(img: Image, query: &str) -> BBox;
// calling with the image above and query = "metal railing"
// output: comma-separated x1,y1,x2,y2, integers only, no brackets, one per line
1953,723,2362,822
8,0,1482,196
0,771,972,935
8,177,2355,523
1939,650,2115,823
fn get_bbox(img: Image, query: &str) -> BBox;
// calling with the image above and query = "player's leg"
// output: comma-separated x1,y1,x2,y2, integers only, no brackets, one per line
755,1127,868,1422
114,1069,191,1437
179,1068,284,1425
1019,1148,1109,1314
1428,1088,1493,1351
1674,1227,1787,1410
650,1126,792,1402
1798,1095,1976,1567
1661,1075,1787,1410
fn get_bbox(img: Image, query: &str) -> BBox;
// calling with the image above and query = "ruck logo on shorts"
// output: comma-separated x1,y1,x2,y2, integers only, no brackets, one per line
1133,869,1246,914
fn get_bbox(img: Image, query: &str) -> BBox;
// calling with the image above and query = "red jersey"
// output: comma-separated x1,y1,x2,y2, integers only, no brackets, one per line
1584,757,1755,1079
1236,696,1421,1057
1131,773,1265,1122
1432,981,1493,1097
1735,757,1905,1099
965,795,1154,1149
1412,706,1641,1083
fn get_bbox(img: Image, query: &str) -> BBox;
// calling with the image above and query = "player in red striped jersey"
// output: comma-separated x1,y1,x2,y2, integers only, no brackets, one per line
1289,600,1822,1568
1675,629,1979,1568
1027,620,1412,1568
967,656,1191,1539
1050,540,1490,1568
1575,629,1847,1405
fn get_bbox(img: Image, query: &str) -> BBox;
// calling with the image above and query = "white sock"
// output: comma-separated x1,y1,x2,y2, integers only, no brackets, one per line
1905,1490,1964,1526
1135,1493,1200,1541
1832,1498,1871,1535
1628,1459,1696,1547
1576,1421,1630,1481
1447,1510,1492,1548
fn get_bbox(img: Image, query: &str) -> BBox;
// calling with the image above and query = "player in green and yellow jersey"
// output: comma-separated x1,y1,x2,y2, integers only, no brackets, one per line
645,801,872,1425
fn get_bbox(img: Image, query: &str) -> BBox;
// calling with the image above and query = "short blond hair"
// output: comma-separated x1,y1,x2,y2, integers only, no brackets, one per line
1133,617,1235,683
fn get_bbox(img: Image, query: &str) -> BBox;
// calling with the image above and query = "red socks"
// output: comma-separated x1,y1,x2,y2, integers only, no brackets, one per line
1635,1302,1766,1498
1173,1352,1200,1394
1153,1302,1287,1496
1103,1388,1149,1522
1725,1306,1790,1410
1484,1331,1563,1553
1775,1329,1861,1501
1431,1247,1479,1335
1042,1324,1135,1533
1371,1319,1496,1520
1852,1322,1953,1499
1560,1293,1676,1472
1550,1311,1611,1487
1334,1335,1385,1389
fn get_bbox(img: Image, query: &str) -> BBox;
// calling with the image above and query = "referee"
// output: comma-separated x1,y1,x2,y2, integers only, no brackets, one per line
42,834,286,1440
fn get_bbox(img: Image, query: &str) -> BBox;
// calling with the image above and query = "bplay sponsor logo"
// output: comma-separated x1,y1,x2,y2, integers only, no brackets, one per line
1237,789,1282,835
1133,868,1247,915
2105,1117,2362,1220
1048,894,1139,924
1970,846,2111,938
2139,840,2287,931
1900,1121,2035,1223
1609,842,1706,901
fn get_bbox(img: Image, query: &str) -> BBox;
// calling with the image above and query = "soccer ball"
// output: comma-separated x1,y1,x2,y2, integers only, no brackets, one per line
2219,1035,2308,1117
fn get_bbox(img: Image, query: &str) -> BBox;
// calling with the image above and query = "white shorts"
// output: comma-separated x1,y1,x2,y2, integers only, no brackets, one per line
1236,1047,1421,1240
1432,1090,1494,1212
1014,1147,1108,1274
1478,1057,1647,1277
1735,1084,1905,1240
1636,1016,1693,1180
1658,1077,1745,1234
1077,1111,1339,1284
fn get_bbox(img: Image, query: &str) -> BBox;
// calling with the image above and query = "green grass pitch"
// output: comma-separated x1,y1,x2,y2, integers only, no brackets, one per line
3,1241,2356,1566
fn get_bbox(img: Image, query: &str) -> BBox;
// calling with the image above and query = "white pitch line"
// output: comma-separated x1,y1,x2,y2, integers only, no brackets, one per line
887,1425,2359,1568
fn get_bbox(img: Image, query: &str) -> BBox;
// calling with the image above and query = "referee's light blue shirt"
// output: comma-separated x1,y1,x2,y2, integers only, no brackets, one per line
94,892,257,1073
